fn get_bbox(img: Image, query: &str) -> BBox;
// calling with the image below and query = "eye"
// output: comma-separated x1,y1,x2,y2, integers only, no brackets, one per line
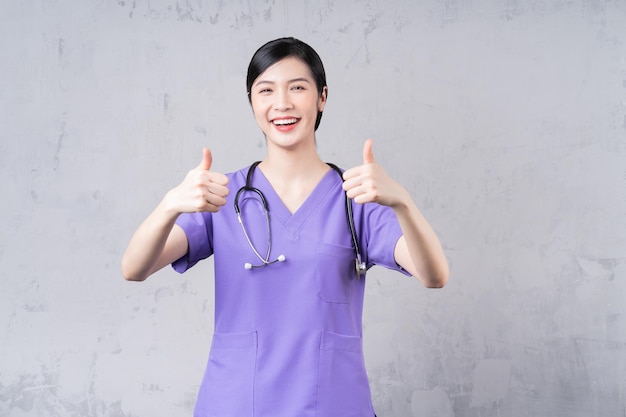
291,85,306,91
258,88,272,94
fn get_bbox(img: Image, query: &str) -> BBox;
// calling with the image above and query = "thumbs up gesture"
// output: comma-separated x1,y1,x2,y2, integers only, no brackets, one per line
198,147,213,171
342,139,406,207
164,147,229,214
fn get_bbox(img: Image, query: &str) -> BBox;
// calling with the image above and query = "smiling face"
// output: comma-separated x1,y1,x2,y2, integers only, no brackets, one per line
250,57,327,151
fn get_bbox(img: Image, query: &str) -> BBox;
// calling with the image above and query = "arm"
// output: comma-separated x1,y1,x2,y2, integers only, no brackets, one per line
389,194,449,288
121,204,188,282
341,139,449,288
121,148,229,281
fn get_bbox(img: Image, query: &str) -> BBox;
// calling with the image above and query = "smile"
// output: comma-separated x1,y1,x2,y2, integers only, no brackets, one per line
272,118,299,126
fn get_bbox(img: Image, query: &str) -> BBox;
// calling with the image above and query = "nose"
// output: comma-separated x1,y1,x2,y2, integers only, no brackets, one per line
274,88,293,111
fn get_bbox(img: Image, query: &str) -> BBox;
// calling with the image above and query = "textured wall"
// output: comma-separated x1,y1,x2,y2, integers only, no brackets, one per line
1,1,625,416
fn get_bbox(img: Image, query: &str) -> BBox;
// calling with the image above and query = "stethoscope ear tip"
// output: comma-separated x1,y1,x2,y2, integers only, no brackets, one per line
244,263,253,270
277,255,286,262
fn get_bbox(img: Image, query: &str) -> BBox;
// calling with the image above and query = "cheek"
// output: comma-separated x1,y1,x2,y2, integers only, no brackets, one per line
250,102,264,121
250,103,271,133
250,96,269,115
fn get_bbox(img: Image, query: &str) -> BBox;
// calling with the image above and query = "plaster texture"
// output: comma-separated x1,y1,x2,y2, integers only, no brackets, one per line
1,1,625,416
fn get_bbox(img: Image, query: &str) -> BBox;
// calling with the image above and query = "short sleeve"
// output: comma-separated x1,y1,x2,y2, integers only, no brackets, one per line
360,203,411,276
171,212,214,273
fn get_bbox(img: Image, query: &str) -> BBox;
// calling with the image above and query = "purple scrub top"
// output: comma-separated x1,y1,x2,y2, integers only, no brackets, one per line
173,165,408,417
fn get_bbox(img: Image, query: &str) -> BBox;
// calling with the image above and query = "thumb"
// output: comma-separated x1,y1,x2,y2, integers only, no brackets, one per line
362,139,375,164
197,147,212,171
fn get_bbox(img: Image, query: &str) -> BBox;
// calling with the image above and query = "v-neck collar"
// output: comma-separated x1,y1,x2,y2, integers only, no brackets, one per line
251,166,340,236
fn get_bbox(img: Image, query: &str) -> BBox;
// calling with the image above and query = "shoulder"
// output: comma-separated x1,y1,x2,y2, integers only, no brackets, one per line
226,164,257,187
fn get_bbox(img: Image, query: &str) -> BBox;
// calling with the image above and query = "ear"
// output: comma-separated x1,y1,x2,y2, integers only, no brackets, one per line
318,86,328,112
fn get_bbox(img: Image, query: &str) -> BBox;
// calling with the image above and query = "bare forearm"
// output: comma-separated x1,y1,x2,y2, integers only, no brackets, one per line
392,188,449,288
121,199,181,281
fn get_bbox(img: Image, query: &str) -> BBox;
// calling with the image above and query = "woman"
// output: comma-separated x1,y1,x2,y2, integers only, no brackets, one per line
122,37,448,417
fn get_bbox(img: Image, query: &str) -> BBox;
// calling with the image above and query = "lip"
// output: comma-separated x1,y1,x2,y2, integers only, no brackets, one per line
270,116,301,132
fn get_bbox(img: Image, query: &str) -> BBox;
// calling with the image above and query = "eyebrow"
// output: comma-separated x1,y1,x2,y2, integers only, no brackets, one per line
253,77,312,88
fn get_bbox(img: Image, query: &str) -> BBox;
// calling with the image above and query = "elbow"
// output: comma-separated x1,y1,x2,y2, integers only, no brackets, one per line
424,277,447,289
122,272,146,282
121,269,146,282
421,263,450,289
121,259,148,282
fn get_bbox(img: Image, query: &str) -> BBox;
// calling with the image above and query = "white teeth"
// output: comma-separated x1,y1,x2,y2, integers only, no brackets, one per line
273,118,298,126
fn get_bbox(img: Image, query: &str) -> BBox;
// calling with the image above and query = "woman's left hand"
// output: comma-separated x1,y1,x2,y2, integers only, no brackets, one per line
343,139,449,287
342,139,408,207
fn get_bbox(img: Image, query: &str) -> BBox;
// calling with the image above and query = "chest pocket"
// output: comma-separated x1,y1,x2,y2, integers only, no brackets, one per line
316,243,357,304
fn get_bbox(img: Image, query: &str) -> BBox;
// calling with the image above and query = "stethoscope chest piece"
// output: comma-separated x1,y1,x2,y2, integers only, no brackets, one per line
355,256,366,278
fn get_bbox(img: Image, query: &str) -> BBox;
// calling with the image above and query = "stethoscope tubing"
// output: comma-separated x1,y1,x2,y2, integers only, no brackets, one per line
234,161,365,275
327,163,366,275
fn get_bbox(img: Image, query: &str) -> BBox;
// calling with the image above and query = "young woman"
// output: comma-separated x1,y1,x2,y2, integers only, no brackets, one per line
122,37,448,417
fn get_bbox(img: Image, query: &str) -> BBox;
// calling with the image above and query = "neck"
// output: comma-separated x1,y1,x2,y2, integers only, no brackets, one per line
257,138,331,215
260,138,328,182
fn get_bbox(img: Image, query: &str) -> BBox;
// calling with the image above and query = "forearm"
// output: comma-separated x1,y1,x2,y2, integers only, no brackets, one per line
121,199,181,282
121,148,228,281
392,188,449,288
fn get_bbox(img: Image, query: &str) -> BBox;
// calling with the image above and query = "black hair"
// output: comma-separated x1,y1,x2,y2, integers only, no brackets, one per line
246,37,327,130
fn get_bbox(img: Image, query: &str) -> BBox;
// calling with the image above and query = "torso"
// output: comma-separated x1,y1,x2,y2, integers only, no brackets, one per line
173,164,407,417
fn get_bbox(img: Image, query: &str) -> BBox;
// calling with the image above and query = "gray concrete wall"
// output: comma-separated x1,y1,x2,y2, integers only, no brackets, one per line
1,1,625,416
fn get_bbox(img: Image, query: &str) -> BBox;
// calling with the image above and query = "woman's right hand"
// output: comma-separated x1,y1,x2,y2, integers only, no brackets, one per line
163,148,230,215
121,148,229,281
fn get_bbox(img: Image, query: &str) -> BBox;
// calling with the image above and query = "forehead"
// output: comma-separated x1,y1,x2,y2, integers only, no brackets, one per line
253,57,314,85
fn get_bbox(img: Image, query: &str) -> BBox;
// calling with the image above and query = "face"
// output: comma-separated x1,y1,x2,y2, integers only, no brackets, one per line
250,57,327,150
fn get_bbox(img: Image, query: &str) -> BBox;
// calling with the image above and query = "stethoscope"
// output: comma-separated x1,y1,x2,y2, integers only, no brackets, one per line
234,161,367,277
